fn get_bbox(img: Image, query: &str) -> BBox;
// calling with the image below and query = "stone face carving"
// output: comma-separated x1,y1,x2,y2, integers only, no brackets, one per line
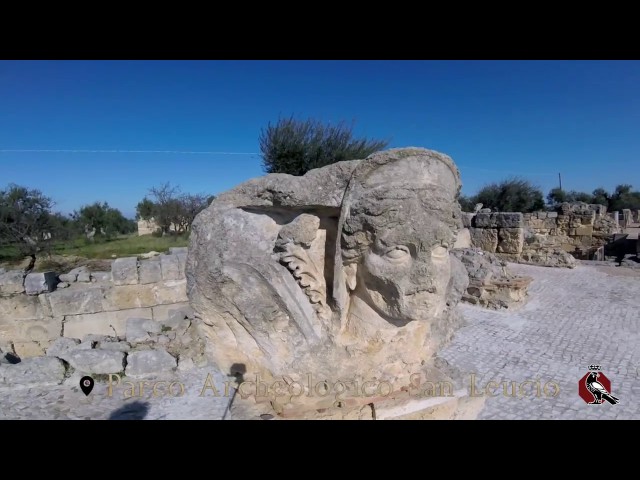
187,148,469,392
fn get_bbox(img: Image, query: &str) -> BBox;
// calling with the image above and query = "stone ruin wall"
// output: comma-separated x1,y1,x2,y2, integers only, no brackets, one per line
523,203,618,253
463,203,620,266
0,247,189,359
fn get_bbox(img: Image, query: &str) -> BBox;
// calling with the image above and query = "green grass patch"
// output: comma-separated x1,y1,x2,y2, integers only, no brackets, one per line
54,234,190,259
1,234,189,262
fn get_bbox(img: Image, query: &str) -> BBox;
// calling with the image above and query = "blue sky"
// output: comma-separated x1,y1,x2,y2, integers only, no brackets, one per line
1,60,639,218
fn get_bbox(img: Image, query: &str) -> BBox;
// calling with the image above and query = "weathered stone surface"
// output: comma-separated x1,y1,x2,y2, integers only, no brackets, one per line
57,282,70,289
470,228,499,252
24,272,57,295
151,302,190,321
58,273,77,283
494,213,523,228
518,249,577,268
62,350,125,374
111,257,138,285
575,225,594,236
77,271,91,283
75,341,94,350
169,247,188,255
82,334,115,344
13,341,46,358
102,284,156,310
154,280,187,304
0,294,46,322
125,349,177,377
46,337,81,358
126,317,162,343
454,228,471,249
472,213,493,228
91,271,111,282
452,248,532,310
0,270,24,295
461,212,474,228
160,254,185,281
47,287,104,316
0,357,66,386
187,147,469,399
13,317,62,343
69,266,88,276
63,307,152,339
139,259,162,284
98,341,131,352
497,228,524,254
472,213,522,228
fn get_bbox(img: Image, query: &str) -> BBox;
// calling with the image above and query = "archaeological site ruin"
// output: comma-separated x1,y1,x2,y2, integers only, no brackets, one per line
1,147,638,420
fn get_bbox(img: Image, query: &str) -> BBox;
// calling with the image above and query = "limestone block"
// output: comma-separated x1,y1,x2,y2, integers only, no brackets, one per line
453,228,471,249
126,317,161,343
575,225,593,236
24,272,57,295
139,259,162,284
0,270,24,295
126,349,177,377
160,254,185,281
48,287,105,316
469,228,498,253
0,294,46,322
0,356,66,386
472,213,493,228
47,337,81,358
91,271,111,282
63,349,125,374
497,228,524,254
13,317,62,343
169,247,188,255
493,213,523,228
12,341,47,358
102,284,157,310
63,307,152,339
154,280,188,304
111,257,139,285
77,271,91,283
151,302,190,321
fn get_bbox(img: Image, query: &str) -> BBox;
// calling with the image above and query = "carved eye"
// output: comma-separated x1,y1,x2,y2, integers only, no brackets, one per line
431,246,448,259
384,246,410,262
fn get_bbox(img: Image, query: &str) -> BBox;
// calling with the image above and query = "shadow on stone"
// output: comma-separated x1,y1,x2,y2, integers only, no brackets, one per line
108,400,150,420
3,353,21,364
230,362,246,384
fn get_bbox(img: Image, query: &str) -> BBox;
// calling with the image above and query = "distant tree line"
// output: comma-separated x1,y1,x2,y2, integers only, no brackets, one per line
546,184,640,212
459,179,640,213
135,183,214,236
0,181,214,265
0,183,137,265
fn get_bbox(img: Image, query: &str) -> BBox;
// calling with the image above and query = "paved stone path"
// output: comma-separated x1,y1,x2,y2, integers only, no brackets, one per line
1,262,638,419
0,366,232,420
440,263,640,419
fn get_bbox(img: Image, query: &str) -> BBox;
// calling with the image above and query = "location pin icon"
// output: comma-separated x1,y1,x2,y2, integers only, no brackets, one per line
80,376,94,396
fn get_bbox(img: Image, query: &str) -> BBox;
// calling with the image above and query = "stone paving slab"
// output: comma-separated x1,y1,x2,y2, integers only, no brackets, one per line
0,366,232,420
439,263,640,420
